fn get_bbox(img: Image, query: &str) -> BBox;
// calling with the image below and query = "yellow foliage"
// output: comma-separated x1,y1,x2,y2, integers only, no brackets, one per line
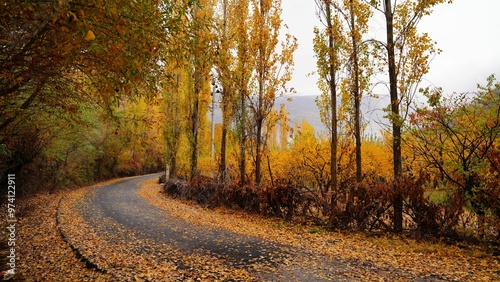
362,140,393,180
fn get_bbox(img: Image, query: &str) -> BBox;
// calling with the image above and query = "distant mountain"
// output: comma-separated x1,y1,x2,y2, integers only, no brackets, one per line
276,95,387,136
210,94,387,137
274,95,325,133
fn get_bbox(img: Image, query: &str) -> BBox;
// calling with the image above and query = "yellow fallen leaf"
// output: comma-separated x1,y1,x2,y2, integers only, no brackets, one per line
84,30,95,41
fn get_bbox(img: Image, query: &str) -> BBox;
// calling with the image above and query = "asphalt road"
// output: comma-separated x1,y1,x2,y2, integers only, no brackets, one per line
78,174,284,266
73,174,443,281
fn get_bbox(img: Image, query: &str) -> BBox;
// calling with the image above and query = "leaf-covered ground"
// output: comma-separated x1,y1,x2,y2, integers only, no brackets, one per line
3,174,499,281
140,179,500,281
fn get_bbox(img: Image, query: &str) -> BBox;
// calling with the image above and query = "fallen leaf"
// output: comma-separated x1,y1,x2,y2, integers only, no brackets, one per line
84,30,95,41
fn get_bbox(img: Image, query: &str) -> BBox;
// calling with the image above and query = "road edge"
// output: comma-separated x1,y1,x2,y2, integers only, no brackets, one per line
56,195,107,273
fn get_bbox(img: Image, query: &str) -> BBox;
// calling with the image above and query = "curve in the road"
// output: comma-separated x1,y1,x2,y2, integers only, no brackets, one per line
69,174,457,281
77,174,284,267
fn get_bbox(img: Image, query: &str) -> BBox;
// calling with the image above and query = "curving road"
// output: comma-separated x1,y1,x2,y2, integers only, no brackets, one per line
73,174,439,281
78,174,283,266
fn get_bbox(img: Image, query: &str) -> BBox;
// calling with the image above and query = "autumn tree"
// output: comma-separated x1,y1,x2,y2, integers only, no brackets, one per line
0,0,192,194
366,0,453,232
161,71,183,179
0,0,173,130
289,119,331,192
112,97,165,175
407,76,500,230
179,1,215,180
213,0,235,182
344,0,372,183
248,0,297,185
260,104,290,185
314,0,346,222
224,0,254,184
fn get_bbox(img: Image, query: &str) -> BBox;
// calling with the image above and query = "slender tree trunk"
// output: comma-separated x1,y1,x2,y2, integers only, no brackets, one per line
255,72,264,184
170,120,179,178
220,122,228,181
384,0,403,233
191,71,201,180
170,150,177,177
239,89,247,185
219,0,229,183
350,0,362,183
255,0,266,185
326,1,338,225
266,153,274,186
255,114,263,184
170,74,181,178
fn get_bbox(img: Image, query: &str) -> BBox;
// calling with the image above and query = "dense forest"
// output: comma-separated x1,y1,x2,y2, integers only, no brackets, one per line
1,0,499,241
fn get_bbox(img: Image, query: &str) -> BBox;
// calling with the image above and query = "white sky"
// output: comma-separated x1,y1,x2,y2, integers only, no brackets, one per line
281,0,500,96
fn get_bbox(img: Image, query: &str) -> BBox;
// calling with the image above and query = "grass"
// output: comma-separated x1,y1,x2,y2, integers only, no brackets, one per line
425,189,449,205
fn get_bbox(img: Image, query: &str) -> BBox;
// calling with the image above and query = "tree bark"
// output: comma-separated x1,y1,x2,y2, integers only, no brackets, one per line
255,113,263,184
350,0,362,184
254,0,266,185
239,89,247,185
190,71,201,180
384,0,403,233
218,0,229,183
326,1,338,225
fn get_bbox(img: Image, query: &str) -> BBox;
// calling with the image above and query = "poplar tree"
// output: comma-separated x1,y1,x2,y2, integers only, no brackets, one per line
366,0,453,232
249,0,297,184
314,0,346,221
184,1,215,180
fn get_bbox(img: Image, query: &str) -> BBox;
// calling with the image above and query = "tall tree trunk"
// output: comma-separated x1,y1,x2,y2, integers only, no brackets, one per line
239,89,247,185
384,0,403,233
218,0,229,183
350,0,362,183
255,114,263,184
218,89,229,182
219,124,227,181
191,71,201,180
255,70,264,184
173,74,182,178
254,0,266,185
326,1,338,225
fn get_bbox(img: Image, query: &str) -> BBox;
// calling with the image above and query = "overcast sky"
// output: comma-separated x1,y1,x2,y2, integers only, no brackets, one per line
280,0,500,97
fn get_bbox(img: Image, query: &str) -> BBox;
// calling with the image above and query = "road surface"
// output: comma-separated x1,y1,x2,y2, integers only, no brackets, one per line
70,174,445,281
